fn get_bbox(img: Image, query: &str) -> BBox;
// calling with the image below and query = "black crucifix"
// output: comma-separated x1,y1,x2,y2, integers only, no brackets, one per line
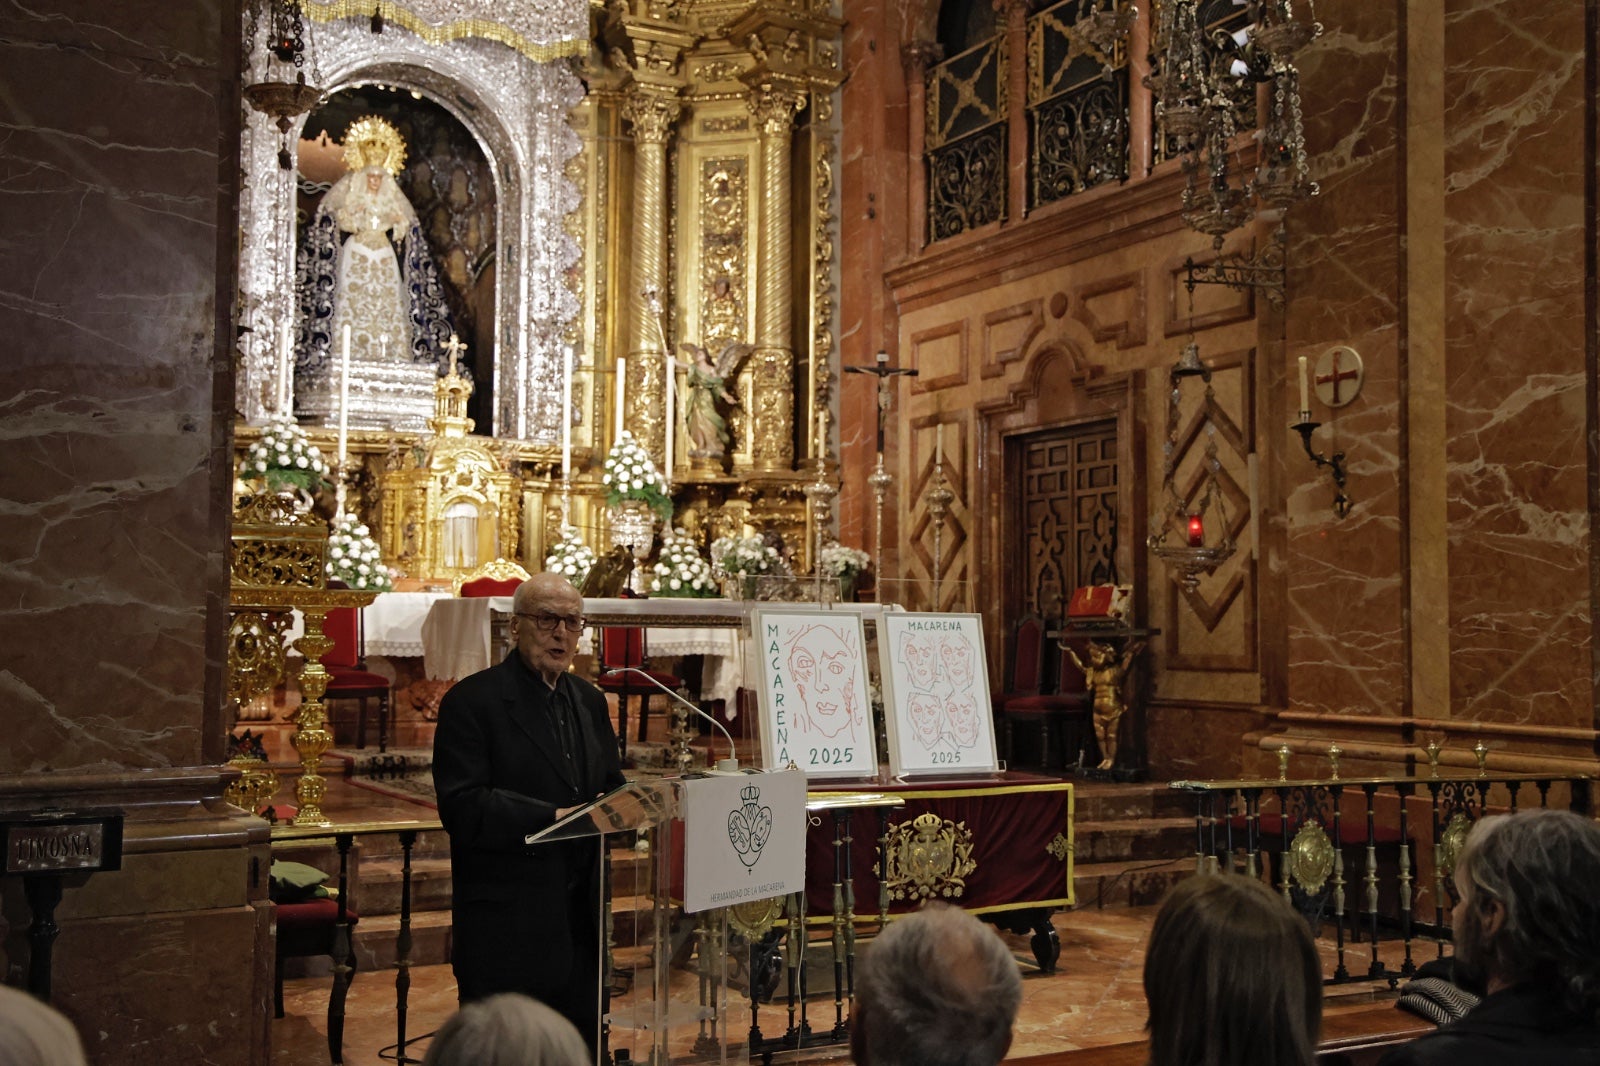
843,350,919,455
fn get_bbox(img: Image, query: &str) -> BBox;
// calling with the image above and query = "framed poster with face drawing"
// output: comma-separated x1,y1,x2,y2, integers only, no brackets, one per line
878,613,997,776
751,608,878,779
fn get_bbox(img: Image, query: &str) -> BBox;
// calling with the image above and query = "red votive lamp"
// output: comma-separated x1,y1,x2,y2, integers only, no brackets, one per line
1186,513,1204,547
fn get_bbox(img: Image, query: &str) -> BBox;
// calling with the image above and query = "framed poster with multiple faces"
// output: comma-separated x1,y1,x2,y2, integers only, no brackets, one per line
877,612,998,776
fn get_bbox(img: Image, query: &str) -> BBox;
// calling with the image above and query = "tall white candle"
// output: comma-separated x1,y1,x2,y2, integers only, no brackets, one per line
561,345,574,480
935,422,944,467
615,356,627,439
278,320,292,414
663,350,675,482
336,325,352,518
1298,354,1310,415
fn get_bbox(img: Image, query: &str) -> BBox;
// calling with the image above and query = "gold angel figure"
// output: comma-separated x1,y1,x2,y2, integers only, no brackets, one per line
678,340,753,460
1066,640,1146,771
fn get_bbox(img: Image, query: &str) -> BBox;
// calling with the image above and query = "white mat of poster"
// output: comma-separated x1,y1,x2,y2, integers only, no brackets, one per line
751,608,879,779
878,612,999,776
682,769,807,914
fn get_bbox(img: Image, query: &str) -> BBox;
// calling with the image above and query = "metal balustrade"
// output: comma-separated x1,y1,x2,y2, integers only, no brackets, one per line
1169,771,1594,986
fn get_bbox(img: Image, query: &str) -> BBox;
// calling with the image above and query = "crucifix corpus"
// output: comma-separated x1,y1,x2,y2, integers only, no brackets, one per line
844,350,919,456
844,351,918,602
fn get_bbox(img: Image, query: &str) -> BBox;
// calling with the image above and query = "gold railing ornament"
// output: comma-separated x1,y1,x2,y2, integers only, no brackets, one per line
1473,740,1490,777
1277,743,1291,781
1326,743,1342,781
1286,820,1334,894
1425,738,1443,778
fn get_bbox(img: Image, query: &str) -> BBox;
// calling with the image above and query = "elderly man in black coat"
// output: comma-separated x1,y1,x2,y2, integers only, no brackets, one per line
432,571,625,1050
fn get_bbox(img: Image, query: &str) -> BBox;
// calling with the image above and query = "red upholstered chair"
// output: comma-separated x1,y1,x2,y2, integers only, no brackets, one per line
995,615,1090,770
321,606,391,752
274,897,360,1020
455,557,531,597
596,623,681,763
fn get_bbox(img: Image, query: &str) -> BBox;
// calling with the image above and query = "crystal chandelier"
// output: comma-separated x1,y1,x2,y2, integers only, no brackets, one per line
1148,0,1321,271
243,0,323,169
1147,339,1235,593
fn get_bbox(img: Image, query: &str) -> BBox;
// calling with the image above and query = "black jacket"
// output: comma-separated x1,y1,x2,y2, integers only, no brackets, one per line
1379,984,1600,1066
431,653,625,1000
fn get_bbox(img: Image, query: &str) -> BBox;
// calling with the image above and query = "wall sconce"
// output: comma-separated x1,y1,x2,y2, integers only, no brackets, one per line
1291,345,1362,518
1149,341,1237,592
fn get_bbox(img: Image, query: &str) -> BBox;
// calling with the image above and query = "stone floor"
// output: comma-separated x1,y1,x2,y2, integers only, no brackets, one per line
266,706,1420,1065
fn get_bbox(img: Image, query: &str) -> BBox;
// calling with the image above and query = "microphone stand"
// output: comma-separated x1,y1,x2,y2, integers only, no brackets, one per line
602,667,739,772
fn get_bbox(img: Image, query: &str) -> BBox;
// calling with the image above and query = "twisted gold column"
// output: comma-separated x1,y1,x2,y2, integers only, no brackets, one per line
748,85,806,472
621,89,681,468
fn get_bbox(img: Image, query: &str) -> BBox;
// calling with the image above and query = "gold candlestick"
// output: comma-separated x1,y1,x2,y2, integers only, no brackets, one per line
924,459,955,610
868,455,892,603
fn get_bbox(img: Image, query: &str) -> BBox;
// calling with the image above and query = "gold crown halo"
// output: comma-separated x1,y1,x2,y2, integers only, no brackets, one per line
340,115,407,175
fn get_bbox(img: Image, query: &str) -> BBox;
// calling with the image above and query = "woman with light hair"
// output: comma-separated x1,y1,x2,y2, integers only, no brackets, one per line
1144,874,1323,1066
421,993,590,1066
0,984,88,1066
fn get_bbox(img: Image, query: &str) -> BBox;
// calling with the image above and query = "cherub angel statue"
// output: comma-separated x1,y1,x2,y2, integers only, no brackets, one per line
678,340,752,461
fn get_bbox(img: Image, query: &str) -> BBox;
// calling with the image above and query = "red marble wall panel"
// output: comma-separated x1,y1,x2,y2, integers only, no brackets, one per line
1283,0,1408,719
0,0,237,771
1442,1,1592,729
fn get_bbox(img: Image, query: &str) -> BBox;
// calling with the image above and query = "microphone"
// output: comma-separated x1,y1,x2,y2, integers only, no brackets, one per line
601,667,739,772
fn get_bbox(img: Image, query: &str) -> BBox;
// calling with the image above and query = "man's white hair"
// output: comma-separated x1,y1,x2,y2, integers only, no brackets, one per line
854,903,1022,1066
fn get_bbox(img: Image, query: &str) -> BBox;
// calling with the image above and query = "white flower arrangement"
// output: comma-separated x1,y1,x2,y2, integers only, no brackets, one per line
601,430,673,520
326,514,393,592
817,542,872,578
651,527,717,598
711,534,782,578
544,527,597,589
241,415,330,494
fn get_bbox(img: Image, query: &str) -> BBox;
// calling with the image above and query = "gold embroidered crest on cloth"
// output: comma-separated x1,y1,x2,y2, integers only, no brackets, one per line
878,812,978,901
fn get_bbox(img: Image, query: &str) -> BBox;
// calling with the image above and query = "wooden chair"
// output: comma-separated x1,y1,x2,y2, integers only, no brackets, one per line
322,606,391,752
995,615,1090,770
596,621,680,763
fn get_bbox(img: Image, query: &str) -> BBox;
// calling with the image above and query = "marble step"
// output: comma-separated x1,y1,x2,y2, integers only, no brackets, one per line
351,848,651,918
1069,857,1194,909
1072,816,1196,863
1072,783,1197,822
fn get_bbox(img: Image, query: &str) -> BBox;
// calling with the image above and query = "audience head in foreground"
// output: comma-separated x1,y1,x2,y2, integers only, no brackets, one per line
1379,808,1600,1066
852,902,1022,1066
0,984,88,1066
1143,873,1322,1066
421,993,590,1066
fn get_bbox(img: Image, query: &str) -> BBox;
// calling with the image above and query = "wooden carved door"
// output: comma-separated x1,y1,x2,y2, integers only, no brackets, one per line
1013,421,1119,623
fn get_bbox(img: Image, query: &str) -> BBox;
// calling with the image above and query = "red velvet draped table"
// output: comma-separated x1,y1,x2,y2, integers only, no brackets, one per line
805,772,1074,968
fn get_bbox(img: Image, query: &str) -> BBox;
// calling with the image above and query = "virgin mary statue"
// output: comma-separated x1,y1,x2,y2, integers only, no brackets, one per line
295,116,456,431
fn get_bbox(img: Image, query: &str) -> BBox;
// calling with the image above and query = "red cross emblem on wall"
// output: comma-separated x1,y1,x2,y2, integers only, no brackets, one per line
1313,345,1364,408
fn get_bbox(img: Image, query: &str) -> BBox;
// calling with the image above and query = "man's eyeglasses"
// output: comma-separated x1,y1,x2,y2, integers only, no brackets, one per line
515,611,587,634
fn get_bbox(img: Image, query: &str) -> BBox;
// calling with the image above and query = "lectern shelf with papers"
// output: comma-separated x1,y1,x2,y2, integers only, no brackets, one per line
527,770,807,1066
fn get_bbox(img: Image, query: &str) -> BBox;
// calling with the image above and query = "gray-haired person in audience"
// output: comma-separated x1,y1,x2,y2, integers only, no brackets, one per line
1379,809,1600,1066
1144,874,1323,1066
851,902,1023,1066
0,984,88,1066
422,993,590,1066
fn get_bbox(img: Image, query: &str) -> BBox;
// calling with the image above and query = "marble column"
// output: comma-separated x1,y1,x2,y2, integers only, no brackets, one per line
620,87,682,467
998,0,1030,220
748,84,808,472
902,41,941,254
